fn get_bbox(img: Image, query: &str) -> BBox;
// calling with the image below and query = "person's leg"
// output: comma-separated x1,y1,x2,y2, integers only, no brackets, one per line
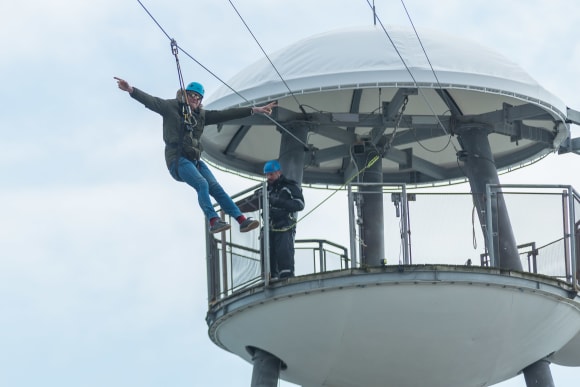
197,160,260,233
196,160,243,219
168,158,219,221
274,229,295,278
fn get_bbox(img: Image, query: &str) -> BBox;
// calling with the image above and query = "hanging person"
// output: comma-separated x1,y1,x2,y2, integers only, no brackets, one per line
114,77,277,233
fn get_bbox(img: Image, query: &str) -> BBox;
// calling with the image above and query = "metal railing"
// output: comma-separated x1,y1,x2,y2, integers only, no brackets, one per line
207,235,351,302
295,239,349,275
485,184,580,284
206,183,580,304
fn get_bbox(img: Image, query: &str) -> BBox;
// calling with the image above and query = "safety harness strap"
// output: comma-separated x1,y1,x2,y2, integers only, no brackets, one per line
171,39,191,179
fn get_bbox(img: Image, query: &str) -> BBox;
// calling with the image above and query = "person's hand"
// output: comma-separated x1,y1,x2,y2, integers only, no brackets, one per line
252,101,277,115
114,77,134,93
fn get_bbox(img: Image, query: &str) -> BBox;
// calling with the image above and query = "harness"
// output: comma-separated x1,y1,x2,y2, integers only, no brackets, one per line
268,179,302,232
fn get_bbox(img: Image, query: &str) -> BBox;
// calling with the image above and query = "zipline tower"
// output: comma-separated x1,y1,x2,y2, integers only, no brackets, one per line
202,26,580,387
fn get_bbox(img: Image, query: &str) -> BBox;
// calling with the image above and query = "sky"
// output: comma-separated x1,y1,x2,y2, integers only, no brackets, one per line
1,0,580,386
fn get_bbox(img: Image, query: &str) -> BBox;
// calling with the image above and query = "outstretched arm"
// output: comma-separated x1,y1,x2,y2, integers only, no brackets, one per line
252,101,277,115
113,77,170,115
114,77,134,94
206,101,279,125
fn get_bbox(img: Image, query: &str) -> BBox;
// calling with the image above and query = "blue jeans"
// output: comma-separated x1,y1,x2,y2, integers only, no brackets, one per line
169,157,242,222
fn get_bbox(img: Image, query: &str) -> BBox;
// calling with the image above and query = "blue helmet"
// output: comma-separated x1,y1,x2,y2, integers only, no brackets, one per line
263,160,281,174
185,82,204,97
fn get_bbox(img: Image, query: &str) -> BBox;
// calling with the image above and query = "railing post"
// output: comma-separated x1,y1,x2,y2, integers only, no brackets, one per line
347,184,358,268
206,227,218,304
567,186,578,288
531,242,537,274
485,185,495,266
575,220,580,289
318,241,325,272
562,189,572,282
401,184,411,264
220,211,229,295
262,181,271,286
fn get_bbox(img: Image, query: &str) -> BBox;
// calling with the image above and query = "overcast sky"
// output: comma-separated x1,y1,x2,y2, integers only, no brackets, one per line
1,0,580,386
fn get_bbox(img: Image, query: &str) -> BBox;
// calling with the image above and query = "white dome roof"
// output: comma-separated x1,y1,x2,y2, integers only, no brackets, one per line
203,26,569,186
208,25,564,116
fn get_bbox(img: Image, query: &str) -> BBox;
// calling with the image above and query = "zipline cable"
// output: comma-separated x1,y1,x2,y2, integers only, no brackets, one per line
399,0,460,155
177,42,310,149
136,0,251,106
135,0,473,227
397,0,487,252
399,0,443,88
136,0,172,40
227,0,306,115
364,0,456,150
135,0,309,149
138,0,457,156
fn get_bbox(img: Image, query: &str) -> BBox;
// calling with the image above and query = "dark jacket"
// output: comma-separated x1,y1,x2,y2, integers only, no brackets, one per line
268,175,305,230
130,88,253,167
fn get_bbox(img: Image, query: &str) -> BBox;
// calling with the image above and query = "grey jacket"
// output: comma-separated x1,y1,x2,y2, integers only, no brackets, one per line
130,87,253,167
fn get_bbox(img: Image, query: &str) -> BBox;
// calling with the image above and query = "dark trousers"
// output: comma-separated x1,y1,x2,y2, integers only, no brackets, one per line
262,228,296,277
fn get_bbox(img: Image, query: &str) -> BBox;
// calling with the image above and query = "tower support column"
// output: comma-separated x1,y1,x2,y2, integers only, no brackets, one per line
250,348,281,387
458,126,522,271
355,148,384,267
523,359,555,387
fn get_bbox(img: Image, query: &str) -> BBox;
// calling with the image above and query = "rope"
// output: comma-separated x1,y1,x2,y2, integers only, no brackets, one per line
169,39,196,179
383,95,408,154
171,40,191,115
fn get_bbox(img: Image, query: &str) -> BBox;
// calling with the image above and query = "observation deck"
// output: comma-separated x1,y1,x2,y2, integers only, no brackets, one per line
204,184,580,387
200,26,580,386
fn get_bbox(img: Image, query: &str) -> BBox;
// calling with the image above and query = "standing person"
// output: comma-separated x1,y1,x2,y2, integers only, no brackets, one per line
114,77,276,233
263,160,305,278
